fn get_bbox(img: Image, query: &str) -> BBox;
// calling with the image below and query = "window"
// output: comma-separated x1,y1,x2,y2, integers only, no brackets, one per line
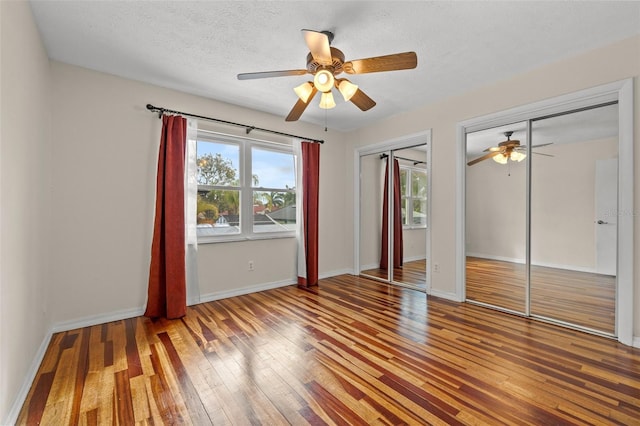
400,166,427,227
195,133,296,241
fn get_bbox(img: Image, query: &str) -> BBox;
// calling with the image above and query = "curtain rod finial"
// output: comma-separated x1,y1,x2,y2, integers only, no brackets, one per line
146,104,163,119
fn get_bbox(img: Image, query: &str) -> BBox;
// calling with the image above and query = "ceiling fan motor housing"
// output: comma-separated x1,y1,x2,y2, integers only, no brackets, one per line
306,47,345,75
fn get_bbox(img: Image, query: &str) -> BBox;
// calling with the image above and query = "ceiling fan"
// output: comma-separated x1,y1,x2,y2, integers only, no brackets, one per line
467,131,553,166
237,29,418,121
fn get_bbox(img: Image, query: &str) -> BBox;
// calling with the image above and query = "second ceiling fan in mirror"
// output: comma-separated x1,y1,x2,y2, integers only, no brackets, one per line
467,131,553,166
237,29,418,121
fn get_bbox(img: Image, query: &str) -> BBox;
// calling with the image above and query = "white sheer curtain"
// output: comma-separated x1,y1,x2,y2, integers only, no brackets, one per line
185,119,200,305
293,139,307,280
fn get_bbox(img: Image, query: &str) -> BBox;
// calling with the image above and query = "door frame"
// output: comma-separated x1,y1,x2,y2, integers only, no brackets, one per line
455,78,634,346
354,130,432,292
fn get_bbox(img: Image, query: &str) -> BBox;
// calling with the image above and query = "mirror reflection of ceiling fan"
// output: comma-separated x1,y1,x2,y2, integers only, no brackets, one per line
237,29,417,122
467,131,553,166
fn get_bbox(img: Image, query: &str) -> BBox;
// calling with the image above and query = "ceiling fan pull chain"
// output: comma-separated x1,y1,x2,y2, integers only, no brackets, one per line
325,108,328,132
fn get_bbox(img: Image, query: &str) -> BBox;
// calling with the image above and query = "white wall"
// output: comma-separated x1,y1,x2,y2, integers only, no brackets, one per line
0,0,52,422
48,61,351,325
348,35,640,333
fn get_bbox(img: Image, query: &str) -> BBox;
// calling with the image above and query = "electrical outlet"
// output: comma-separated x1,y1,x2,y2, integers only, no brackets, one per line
248,260,254,271
434,263,440,273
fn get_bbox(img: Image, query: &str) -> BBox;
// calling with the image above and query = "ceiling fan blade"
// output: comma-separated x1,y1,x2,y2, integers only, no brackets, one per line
302,29,332,66
467,151,502,166
519,142,553,148
238,69,307,80
349,88,376,111
532,152,555,157
285,88,318,122
343,52,417,74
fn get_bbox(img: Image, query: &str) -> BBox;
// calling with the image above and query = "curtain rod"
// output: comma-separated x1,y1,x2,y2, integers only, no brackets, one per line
380,153,426,165
146,104,324,144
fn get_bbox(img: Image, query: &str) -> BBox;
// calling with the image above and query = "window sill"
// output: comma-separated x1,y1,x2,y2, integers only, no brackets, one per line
197,232,296,245
403,225,428,231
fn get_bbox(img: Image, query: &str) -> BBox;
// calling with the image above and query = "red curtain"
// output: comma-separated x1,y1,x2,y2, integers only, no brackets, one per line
145,115,187,319
298,142,320,289
380,158,403,270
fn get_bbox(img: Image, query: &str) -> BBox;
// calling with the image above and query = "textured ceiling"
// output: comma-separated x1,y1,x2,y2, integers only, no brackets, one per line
29,1,640,131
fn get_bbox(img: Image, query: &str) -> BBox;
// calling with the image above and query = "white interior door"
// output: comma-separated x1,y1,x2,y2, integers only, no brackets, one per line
595,158,617,276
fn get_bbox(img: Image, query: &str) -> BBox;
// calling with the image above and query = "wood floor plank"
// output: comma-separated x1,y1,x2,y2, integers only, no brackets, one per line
17,275,640,425
466,256,616,333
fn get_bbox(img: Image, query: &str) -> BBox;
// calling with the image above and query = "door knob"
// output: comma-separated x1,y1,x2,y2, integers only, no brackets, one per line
597,220,608,224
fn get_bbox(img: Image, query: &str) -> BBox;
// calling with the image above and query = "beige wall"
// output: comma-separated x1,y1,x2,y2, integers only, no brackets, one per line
0,1,52,421
466,137,618,271
466,158,527,261
48,61,351,325
348,34,640,332
531,138,618,270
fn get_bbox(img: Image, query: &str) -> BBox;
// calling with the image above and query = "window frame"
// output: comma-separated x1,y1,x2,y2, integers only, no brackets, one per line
196,131,296,244
400,165,428,229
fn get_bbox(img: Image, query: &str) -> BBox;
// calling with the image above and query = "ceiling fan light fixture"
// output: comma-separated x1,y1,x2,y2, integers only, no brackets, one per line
294,81,314,103
319,91,336,109
337,78,358,101
314,69,335,92
492,154,508,164
511,151,526,162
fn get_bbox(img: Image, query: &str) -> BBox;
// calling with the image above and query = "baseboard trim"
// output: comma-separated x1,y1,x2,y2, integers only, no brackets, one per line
428,289,462,302
319,268,353,280
4,329,53,426
199,279,296,304
360,263,378,271
466,252,598,274
51,307,146,334
633,336,640,348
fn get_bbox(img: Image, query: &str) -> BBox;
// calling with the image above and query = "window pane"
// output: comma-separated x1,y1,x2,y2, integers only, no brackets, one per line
412,170,427,197
197,189,241,236
252,148,295,189
401,198,408,225
412,199,427,226
252,190,296,233
197,141,240,186
400,169,408,196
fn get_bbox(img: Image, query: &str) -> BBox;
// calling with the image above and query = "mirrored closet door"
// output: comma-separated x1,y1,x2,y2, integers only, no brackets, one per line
530,103,618,335
465,103,619,336
359,145,428,291
465,124,528,314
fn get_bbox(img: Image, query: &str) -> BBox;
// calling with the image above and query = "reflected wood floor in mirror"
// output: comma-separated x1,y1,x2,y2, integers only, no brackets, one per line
466,257,616,334
18,275,639,425
361,259,426,290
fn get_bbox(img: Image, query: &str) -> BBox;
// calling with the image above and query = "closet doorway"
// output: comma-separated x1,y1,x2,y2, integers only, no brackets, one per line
356,132,431,292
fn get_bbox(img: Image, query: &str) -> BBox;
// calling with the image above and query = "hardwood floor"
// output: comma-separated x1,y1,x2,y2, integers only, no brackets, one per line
466,257,616,334
362,259,426,290
18,275,640,425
